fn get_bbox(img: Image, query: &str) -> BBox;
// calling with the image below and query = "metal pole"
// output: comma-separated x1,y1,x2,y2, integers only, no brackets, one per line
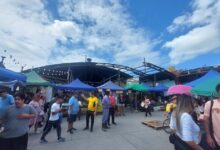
118,69,121,85
154,74,156,86
67,66,70,82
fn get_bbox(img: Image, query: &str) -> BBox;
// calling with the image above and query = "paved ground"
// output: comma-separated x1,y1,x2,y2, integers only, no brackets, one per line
28,111,174,150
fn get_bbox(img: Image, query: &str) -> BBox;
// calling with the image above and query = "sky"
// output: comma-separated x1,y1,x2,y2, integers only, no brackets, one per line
0,0,220,72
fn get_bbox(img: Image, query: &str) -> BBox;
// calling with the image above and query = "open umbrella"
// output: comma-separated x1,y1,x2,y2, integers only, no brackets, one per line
168,85,192,95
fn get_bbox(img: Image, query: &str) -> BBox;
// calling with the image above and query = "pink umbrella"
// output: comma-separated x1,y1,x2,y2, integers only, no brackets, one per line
168,85,192,95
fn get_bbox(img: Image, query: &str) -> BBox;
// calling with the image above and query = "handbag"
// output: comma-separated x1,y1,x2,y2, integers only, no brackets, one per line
169,133,176,144
169,134,194,150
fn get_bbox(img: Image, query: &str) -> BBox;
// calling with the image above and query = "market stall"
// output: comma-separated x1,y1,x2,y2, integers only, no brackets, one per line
0,67,26,91
56,78,96,91
192,76,220,97
97,81,124,91
185,70,220,87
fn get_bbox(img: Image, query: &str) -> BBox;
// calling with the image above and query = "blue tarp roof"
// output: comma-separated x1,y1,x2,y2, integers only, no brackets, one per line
185,70,220,87
0,67,26,82
98,81,124,91
56,78,96,90
149,84,168,92
141,83,151,90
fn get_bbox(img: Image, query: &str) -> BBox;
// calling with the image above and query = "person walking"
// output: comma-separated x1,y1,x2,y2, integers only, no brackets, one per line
40,95,65,143
82,92,98,132
29,95,44,133
202,84,220,150
108,92,117,125
118,94,126,116
170,95,203,150
102,91,110,131
144,97,152,117
42,93,57,132
0,93,36,150
67,93,79,134
38,95,46,127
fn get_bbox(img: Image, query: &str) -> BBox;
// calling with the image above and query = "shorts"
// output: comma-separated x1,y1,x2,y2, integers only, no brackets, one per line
67,114,77,123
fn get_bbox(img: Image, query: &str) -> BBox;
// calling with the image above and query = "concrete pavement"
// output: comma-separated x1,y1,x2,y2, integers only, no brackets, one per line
28,111,174,150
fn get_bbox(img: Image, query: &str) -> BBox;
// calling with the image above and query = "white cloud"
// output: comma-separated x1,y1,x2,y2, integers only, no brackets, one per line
58,0,161,67
0,0,52,71
0,0,83,71
49,20,82,43
0,0,161,72
165,0,220,65
167,0,218,33
165,23,220,64
48,47,107,64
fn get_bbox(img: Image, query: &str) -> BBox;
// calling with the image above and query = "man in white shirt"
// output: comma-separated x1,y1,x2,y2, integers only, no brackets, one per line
40,95,65,143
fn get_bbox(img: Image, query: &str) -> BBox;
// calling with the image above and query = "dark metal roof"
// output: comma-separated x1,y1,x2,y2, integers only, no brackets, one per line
23,62,133,85
23,62,176,86
139,62,176,82
142,65,220,84
178,66,220,84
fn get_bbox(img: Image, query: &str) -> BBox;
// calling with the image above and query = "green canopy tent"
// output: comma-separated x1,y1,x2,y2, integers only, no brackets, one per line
25,71,50,86
125,84,148,92
191,76,220,97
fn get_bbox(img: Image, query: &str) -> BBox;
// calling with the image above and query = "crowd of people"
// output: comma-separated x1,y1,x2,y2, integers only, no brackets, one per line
1,83,220,150
168,84,220,150
0,87,127,150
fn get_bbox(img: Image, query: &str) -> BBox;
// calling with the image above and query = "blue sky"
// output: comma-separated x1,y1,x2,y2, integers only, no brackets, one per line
128,0,191,36
1,0,220,71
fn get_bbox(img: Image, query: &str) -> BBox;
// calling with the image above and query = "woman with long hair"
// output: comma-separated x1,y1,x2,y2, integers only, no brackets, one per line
170,95,203,150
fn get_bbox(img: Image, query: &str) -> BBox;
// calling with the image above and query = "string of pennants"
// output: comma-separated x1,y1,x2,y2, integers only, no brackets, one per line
2,50,69,76
2,50,27,68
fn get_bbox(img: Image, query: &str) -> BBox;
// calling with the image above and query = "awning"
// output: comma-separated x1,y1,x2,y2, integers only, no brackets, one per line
149,84,168,92
0,67,26,82
192,76,220,97
56,78,96,91
125,84,148,92
97,81,124,91
25,71,50,86
185,70,220,87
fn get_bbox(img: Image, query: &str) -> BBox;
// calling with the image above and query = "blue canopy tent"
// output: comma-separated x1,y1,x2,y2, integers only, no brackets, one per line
141,83,151,90
149,84,168,92
0,67,26,82
56,78,96,91
185,70,220,87
0,80,26,90
98,81,124,91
